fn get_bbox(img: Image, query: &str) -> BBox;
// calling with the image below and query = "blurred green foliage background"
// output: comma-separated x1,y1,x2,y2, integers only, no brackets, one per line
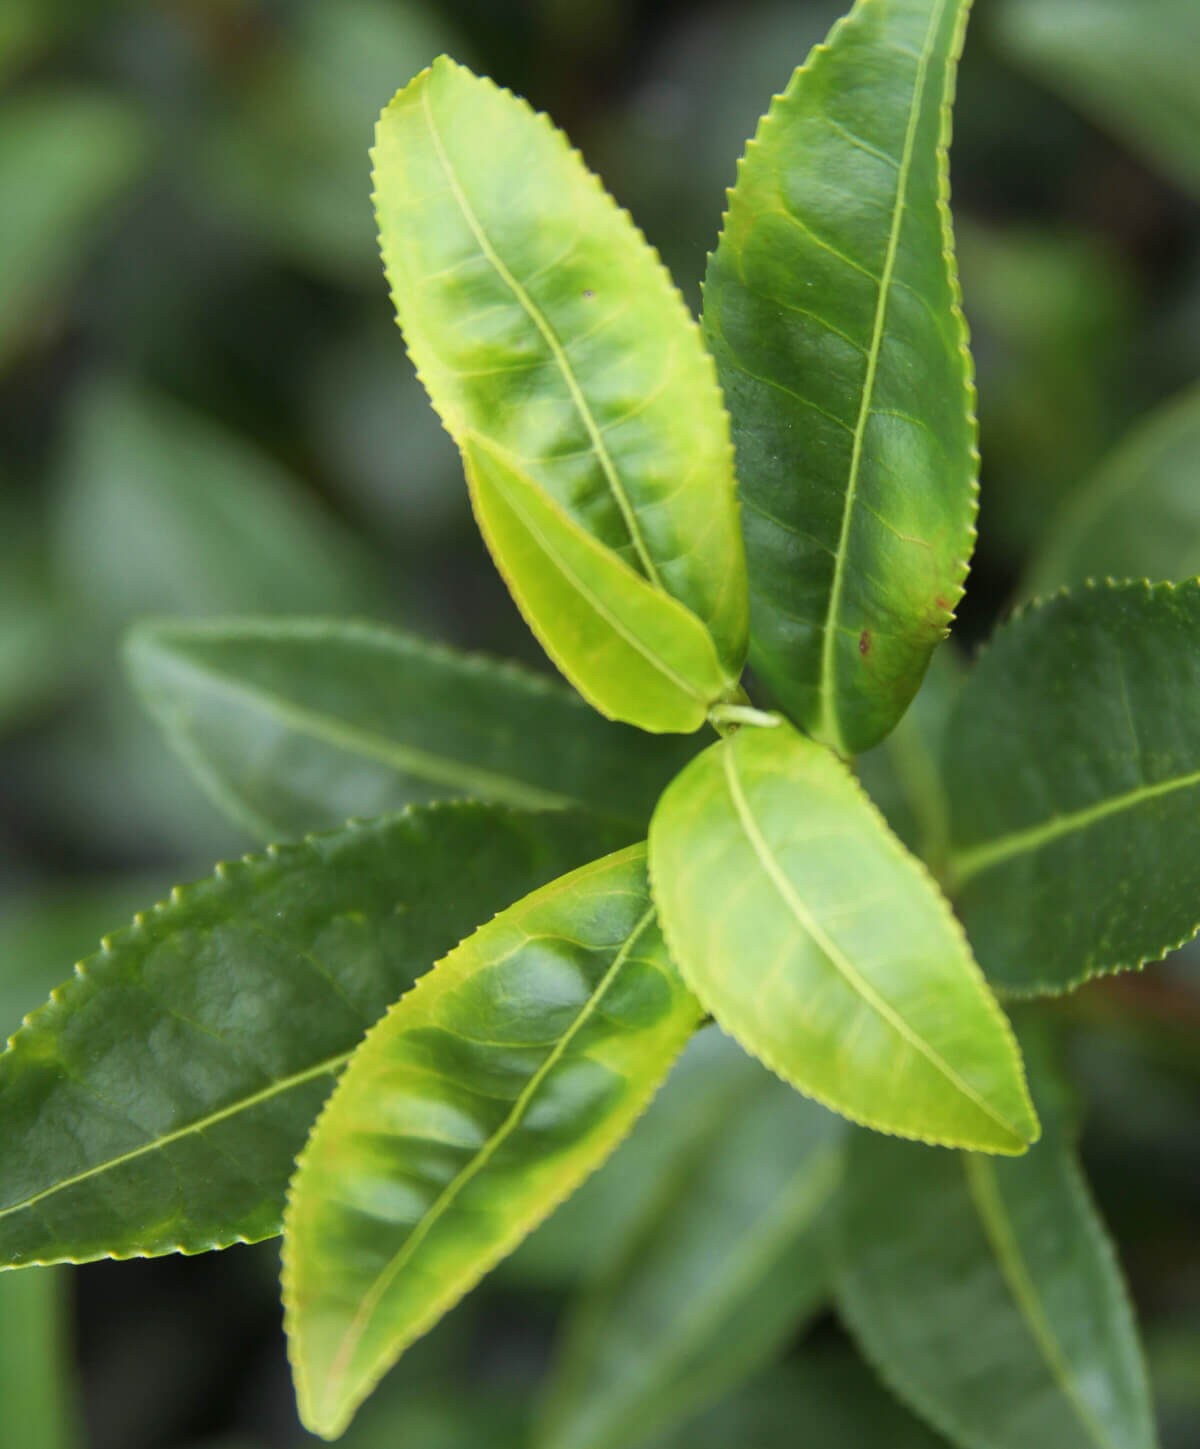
1,0,1198,1445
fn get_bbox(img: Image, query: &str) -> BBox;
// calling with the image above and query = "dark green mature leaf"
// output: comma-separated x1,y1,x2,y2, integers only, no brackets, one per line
0,805,627,1268
125,617,702,840
703,0,978,755
282,844,703,1439
0,1268,79,1449
648,718,1036,1152
996,0,1200,198
1027,382,1200,597
834,1033,1157,1449
0,90,146,368
538,1032,845,1449
944,580,1200,994
373,57,747,731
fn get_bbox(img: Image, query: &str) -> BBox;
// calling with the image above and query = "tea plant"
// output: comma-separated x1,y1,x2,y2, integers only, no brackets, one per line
1,0,1192,1445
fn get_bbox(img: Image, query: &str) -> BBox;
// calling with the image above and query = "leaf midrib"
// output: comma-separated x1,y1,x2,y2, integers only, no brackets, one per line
721,740,1021,1143
963,1154,1123,1449
143,643,579,814
319,904,660,1413
0,1050,350,1228
419,80,663,590
817,0,950,749
950,767,1200,886
471,438,711,704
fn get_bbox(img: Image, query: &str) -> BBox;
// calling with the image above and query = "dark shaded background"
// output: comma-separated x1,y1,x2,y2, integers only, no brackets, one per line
1,0,1198,1444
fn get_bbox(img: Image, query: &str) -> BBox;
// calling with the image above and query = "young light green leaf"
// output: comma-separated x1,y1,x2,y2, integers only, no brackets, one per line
0,1268,79,1449
0,805,627,1269
125,616,702,840
703,0,978,755
373,56,747,731
1026,382,1200,597
648,719,1037,1153
282,843,703,1439
0,90,146,368
463,438,731,733
996,0,1200,199
944,580,1200,995
834,1032,1158,1449
537,1033,845,1449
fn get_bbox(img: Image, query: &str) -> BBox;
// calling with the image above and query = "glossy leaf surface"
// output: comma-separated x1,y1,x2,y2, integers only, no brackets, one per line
539,1032,845,1449
1027,382,1200,596
0,1268,79,1449
834,1035,1157,1449
648,719,1036,1152
997,0,1200,198
126,617,702,840
283,844,702,1438
0,806,626,1267
373,57,747,730
703,0,978,754
462,437,732,733
944,581,1200,994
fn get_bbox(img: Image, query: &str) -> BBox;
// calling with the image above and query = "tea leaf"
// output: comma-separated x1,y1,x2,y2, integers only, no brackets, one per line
0,806,626,1268
538,1033,845,1449
373,57,747,730
944,580,1200,994
704,0,978,754
463,437,731,733
834,1035,1157,1449
1026,382,1200,596
282,844,702,1438
126,616,702,840
647,719,1037,1152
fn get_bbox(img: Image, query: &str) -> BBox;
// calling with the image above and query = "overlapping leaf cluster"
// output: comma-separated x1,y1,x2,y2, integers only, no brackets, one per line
1,1,1194,1445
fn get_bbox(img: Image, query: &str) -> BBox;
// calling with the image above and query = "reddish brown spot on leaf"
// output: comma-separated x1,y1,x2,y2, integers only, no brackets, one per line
935,596,950,611
858,629,871,657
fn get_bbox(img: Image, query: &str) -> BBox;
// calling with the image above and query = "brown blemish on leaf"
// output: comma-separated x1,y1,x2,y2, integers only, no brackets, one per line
858,629,871,658
935,596,950,611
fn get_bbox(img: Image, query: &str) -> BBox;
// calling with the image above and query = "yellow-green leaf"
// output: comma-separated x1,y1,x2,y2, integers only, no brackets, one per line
647,720,1037,1153
373,57,747,731
282,843,702,1438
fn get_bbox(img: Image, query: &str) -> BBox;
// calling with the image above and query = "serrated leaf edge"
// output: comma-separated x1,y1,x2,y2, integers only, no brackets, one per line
648,731,1038,1155
281,842,702,1438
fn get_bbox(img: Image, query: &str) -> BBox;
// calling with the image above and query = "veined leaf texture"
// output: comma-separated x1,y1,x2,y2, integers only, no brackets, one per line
704,0,978,754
